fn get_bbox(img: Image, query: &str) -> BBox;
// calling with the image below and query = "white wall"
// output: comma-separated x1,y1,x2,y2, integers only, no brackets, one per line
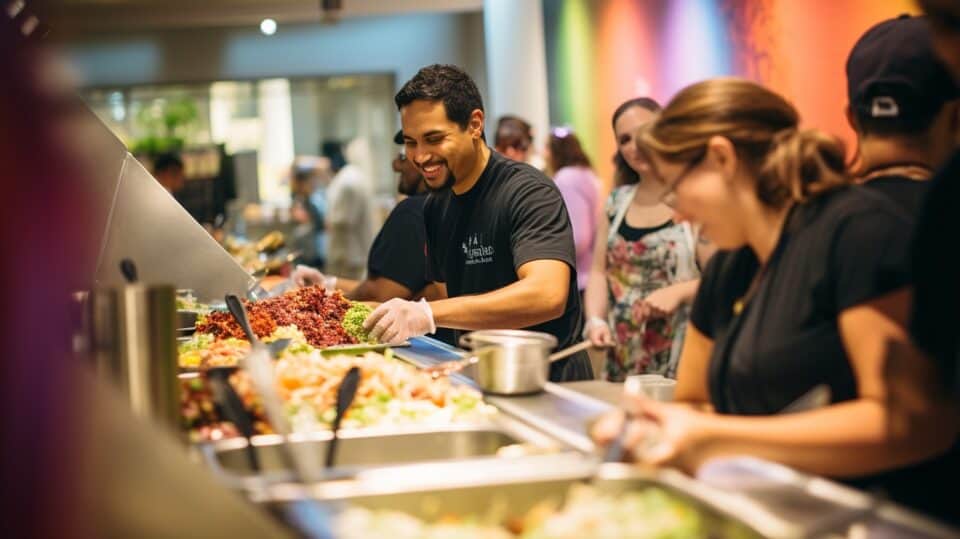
483,0,550,153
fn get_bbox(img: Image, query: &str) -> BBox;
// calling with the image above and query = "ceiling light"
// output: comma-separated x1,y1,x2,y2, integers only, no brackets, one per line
260,18,277,36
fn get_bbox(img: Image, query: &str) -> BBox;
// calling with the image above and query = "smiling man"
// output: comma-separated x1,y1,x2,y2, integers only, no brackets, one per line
364,64,592,381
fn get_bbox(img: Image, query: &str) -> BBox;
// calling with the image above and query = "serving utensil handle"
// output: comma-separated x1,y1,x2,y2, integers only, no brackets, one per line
225,294,257,343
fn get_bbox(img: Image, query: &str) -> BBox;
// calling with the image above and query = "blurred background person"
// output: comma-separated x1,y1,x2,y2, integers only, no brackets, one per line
294,131,432,302
583,97,711,381
494,114,533,164
290,157,326,268
152,152,185,194
323,138,375,280
543,126,598,294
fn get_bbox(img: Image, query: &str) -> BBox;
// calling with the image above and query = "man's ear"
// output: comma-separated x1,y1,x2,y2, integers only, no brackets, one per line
469,109,485,139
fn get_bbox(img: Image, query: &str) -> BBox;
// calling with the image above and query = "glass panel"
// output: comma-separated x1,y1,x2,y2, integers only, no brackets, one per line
79,73,397,228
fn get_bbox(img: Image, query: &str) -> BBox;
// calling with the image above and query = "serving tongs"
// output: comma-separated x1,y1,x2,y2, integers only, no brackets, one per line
324,366,360,469
221,294,336,535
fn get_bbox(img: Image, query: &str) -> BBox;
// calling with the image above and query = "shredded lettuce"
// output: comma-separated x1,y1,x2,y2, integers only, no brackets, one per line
178,333,215,354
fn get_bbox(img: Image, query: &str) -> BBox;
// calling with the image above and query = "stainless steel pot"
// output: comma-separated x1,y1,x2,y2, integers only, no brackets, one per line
459,330,558,395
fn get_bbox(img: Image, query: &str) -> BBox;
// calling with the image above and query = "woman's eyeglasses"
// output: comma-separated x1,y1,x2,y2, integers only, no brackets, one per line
659,148,707,209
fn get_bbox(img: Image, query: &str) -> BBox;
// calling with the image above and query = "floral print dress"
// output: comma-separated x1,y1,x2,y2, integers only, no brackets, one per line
604,185,699,381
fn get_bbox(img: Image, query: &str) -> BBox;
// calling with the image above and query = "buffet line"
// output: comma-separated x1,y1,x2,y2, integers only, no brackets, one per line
84,278,958,539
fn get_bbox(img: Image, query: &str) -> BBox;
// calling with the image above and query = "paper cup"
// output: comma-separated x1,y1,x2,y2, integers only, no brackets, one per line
624,374,666,396
639,379,676,402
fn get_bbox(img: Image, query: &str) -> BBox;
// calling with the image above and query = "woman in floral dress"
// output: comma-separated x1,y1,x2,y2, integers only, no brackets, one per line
583,98,714,381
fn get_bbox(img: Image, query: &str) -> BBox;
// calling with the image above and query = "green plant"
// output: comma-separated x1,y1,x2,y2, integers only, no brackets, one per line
130,96,198,156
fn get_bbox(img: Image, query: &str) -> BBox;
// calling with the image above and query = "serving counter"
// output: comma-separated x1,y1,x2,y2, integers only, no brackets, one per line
187,336,958,539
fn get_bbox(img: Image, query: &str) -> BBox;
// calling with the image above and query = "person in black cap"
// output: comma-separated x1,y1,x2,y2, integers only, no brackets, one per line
846,14,960,212
292,131,434,304
840,15,960,525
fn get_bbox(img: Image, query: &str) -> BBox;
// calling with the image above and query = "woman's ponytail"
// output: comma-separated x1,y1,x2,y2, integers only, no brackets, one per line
757,129,849,207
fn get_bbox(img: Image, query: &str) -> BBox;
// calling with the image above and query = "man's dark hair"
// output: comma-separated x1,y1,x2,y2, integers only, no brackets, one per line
494,116,533,151
395,64,484,130
320,141,346,173
153,152,183,174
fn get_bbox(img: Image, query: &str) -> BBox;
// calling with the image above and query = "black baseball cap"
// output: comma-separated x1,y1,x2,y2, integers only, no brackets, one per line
846,14,959,125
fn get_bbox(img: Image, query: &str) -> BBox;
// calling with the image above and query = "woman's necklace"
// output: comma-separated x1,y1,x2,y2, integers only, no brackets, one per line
732,265,767,316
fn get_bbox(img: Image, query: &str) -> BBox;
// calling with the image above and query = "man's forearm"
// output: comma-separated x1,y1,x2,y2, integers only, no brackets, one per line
429,277,566,330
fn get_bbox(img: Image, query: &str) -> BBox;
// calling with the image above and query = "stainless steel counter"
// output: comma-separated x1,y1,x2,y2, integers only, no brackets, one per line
559,379,624,406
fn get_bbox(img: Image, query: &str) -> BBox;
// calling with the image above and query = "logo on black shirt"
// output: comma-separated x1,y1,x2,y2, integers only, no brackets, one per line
462,232,495,265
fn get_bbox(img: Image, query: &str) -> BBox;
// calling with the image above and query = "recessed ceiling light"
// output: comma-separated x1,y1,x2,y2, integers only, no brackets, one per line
260,18,277,36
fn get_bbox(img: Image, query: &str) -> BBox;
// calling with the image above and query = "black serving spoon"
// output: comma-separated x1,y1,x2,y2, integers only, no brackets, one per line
206,367,260,472
324,366,361,469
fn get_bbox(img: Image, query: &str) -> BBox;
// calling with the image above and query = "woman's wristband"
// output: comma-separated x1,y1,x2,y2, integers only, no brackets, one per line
583,316,608,338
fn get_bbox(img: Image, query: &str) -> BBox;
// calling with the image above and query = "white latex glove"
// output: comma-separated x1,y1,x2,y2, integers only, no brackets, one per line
291,264,337,290
363,298,436,345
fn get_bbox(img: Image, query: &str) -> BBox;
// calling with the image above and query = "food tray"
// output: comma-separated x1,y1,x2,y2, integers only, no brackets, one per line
199,418,566,492
259,461,764,538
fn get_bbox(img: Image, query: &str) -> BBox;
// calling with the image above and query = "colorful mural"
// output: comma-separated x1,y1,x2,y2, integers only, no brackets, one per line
543,0,921,190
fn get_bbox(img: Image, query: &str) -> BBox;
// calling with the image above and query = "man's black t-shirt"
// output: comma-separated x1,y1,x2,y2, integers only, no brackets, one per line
367,194,429,294
366,193,455,346
423,150,591,381
690,186,960,523
861,175,929,215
